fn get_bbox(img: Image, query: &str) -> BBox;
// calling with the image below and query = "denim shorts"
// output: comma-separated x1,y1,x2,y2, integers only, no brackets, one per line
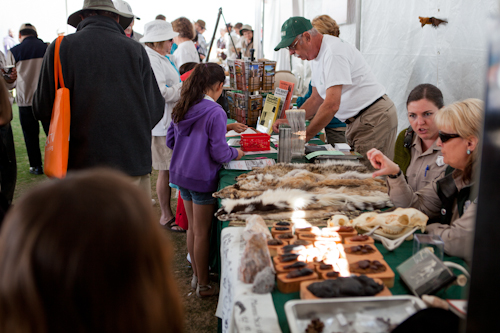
178,186,216,205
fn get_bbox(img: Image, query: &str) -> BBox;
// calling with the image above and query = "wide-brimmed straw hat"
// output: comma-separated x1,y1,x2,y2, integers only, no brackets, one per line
68,0,134,30
239,24,253,36
140,20,179,43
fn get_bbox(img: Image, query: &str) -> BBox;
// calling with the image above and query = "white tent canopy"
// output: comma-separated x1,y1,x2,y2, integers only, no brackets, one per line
2,0,497,132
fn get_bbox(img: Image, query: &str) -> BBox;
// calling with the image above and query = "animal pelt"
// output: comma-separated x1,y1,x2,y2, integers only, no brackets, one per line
215,188,392,220
214,169,387,199
236,161,368,182
419,16,447,28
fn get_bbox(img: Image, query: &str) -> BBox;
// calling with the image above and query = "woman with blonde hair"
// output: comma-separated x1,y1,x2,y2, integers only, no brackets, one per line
367,98,483,262
0,169,183,332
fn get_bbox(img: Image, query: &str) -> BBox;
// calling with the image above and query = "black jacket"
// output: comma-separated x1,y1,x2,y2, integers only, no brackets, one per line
33,16,164,176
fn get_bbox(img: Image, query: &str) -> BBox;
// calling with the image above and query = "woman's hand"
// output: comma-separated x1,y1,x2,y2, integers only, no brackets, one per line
227,122,248,133
366,148,400,177
235,149,245,160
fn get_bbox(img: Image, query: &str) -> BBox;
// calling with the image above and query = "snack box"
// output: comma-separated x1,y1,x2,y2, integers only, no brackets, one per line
322,226,357,242
315,263,336,275
338,243,384,262
273,221,293,229
320,271,341,280
344,235,375,246
277,270,319,293
271,226,293,238
348,258,395,288
277,242,314,256
273,253,303,266
276,233,297,245
275,261,315,274
294,226,321,236
298,232,341,244
267,239,286,257
299,278,392,300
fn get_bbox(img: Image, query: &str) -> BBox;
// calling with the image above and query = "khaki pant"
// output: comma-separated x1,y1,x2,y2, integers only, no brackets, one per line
325,127,347,144
130,173,152,200
346,94,398,168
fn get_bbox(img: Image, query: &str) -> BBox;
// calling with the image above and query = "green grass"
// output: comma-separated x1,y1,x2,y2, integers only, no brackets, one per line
11,103,49,202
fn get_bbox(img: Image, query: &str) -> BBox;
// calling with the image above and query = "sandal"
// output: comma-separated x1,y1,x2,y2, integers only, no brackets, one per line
196,283,219,298
191,275,198,290
162,217,186,233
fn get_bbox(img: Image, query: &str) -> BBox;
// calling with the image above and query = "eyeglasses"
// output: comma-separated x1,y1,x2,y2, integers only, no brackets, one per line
438,131,461,143
287,35,302,51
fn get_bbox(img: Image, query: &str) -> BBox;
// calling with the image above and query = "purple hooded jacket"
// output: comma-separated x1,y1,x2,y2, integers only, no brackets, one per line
167,98,238,192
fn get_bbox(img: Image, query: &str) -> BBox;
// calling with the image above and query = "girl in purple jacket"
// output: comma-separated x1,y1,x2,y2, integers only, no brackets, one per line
167,63,244,298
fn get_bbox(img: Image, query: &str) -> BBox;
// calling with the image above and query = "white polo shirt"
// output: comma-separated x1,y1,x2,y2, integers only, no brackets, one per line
311,35,385,122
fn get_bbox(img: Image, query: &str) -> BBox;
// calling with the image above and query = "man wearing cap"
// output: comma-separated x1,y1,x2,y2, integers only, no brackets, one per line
194,19,208,58
33,0,164,197
7,23,50,175
112,0,142,42
239,24,254,58
272,17,398,164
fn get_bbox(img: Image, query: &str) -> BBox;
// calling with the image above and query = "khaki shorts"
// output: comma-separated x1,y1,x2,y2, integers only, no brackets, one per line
151,136,173,171
346,94,398,167
130,173,151,200
325,127,347,144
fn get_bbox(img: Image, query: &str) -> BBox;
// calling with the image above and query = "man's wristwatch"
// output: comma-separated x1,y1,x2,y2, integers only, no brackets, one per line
387,169,402,179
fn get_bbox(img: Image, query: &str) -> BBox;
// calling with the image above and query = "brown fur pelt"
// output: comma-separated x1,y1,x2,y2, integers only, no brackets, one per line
216,188,392,220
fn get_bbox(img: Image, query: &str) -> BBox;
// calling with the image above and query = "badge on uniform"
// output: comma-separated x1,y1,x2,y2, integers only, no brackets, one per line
436,156,445,166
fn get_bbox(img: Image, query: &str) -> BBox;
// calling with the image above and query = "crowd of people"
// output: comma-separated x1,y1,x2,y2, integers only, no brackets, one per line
0,0,483,330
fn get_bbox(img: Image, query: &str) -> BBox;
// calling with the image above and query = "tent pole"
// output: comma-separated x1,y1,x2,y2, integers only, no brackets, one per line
355,0,362,51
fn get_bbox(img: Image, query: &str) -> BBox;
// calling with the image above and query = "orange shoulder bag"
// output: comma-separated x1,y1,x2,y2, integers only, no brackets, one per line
44,36,70,178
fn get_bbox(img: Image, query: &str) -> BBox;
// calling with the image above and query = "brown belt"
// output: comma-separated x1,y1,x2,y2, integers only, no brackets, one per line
344,96,384,125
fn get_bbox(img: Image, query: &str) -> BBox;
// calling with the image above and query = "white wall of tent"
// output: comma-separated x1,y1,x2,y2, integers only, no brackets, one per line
253,0,498,131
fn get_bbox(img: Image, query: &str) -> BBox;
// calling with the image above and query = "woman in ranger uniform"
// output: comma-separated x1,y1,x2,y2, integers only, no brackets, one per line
393,84,448,191
367,99,483,262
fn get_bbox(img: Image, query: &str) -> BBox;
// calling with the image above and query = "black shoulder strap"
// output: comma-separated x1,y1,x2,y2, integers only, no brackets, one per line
403,126,414,148
436,171,458,225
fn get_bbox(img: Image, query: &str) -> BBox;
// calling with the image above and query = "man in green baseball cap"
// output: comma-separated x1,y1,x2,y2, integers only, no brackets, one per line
272,16,398,167
274,16,312,51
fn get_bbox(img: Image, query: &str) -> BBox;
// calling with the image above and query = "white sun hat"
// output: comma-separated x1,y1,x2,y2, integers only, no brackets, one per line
112,0,140,20
140,20,179,43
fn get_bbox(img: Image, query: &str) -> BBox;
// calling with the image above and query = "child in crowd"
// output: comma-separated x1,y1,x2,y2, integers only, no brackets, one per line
167,63,244,297
0,169,183,332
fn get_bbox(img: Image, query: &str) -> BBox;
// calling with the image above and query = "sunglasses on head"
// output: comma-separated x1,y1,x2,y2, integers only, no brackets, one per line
438,131,460,143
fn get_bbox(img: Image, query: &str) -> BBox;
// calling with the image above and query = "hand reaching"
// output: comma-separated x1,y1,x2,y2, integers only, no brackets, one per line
235,149,245,160
366,148,400,178
227,122,248,133
272,119,289,133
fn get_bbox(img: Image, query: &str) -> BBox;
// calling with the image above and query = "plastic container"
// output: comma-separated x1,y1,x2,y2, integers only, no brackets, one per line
412,234,445,261
240,133,271,151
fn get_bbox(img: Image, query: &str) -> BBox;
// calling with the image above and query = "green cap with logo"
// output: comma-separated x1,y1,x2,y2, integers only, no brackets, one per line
274,16,313,51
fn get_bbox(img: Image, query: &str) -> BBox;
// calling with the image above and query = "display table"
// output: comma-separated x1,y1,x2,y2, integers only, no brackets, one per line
215,131,468,332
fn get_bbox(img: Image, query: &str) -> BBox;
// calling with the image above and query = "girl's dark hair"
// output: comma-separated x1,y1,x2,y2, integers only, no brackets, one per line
172,17,195,40
0,168,183,333
406,83,444,109
179,62,198,75
172,63,225,123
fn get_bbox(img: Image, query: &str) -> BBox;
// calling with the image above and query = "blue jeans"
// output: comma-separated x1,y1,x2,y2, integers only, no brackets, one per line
178,186,216,205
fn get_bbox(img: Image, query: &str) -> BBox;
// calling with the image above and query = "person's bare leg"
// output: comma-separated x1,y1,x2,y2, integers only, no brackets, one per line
158,170,180,230
184,199,197,278
192,203,215,295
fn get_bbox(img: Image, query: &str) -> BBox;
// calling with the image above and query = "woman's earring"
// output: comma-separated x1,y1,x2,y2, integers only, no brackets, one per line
467,149,471,155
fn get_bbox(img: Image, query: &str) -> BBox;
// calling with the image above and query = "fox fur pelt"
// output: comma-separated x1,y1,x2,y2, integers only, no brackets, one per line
216,188,392,220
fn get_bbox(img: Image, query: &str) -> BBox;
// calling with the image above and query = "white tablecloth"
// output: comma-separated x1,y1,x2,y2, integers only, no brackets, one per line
215,227,282,333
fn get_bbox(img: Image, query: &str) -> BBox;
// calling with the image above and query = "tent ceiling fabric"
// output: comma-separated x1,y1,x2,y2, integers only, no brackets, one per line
265,0,497,132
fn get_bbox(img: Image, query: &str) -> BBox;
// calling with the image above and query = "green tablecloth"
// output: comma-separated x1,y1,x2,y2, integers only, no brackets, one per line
216,132,467,333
